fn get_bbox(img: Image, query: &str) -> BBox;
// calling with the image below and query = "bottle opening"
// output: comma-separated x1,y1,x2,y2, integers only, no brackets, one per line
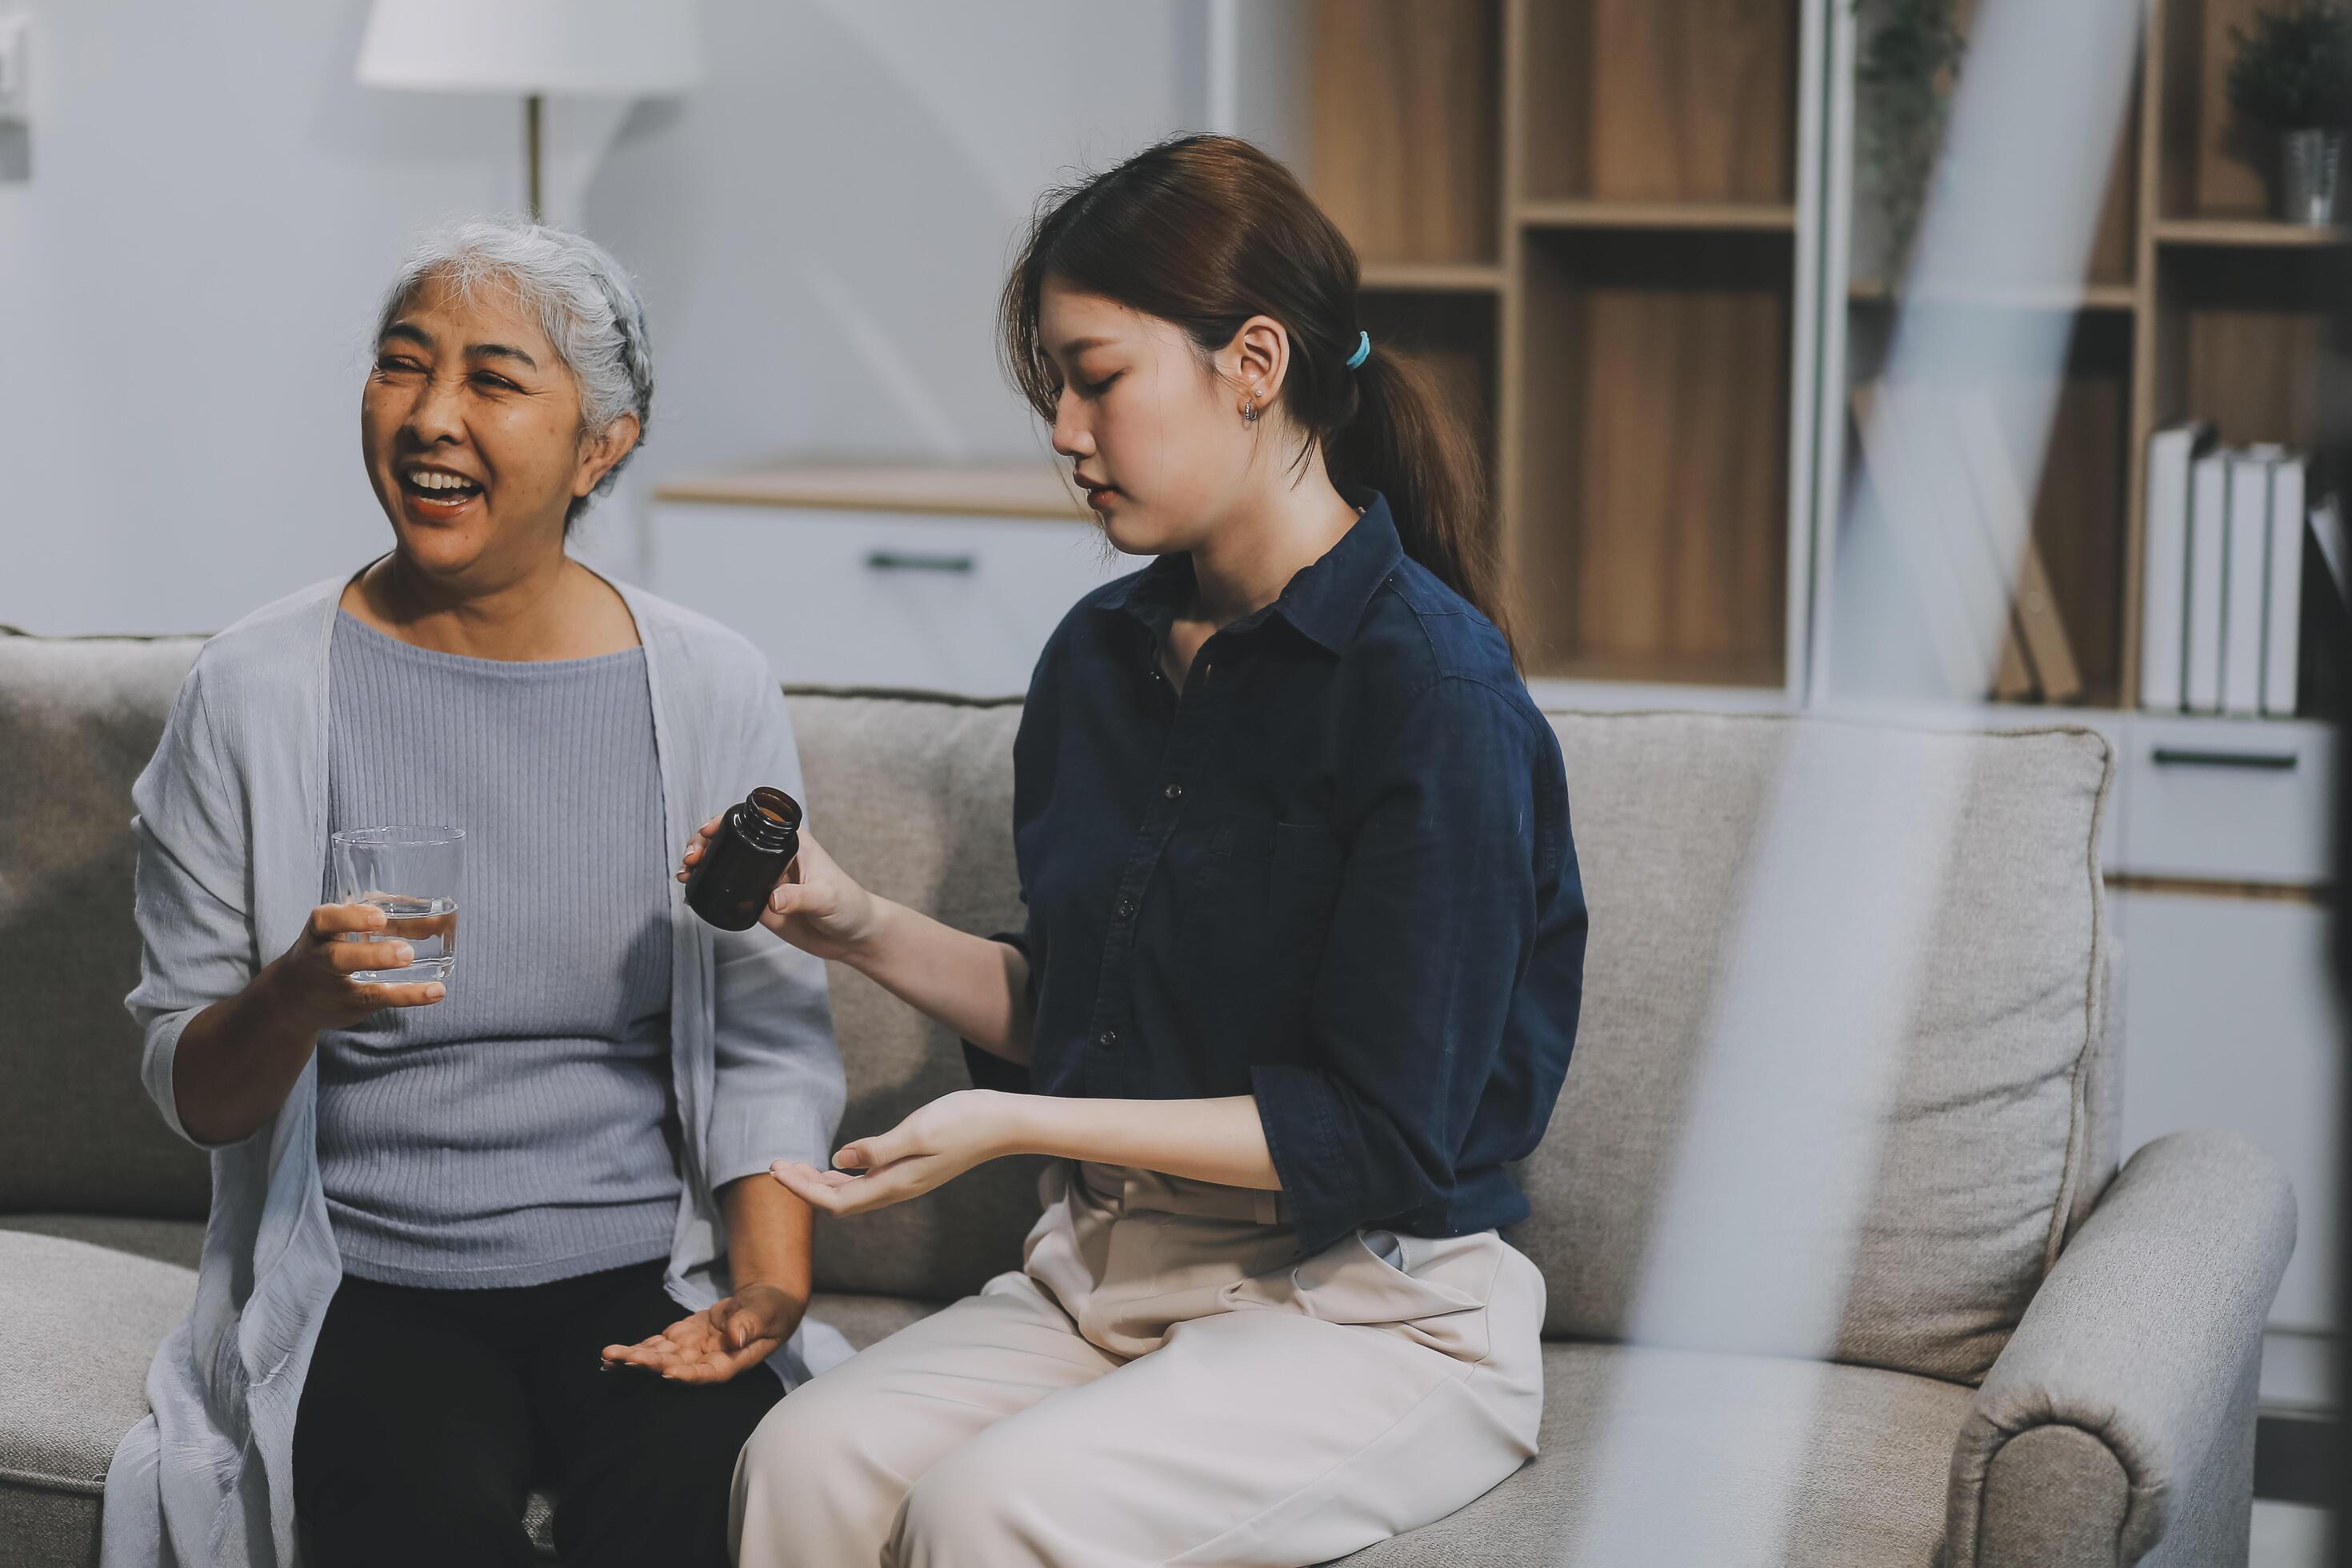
749,786,802,830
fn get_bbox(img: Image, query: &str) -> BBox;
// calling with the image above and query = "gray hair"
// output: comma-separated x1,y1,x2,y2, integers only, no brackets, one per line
376,216,654,525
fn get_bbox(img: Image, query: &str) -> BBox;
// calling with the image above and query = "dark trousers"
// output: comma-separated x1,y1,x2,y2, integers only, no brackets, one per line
293,1259,782,1568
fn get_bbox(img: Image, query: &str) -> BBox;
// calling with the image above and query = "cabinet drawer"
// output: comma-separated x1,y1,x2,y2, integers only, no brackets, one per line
647,504,1143,697
2114,715,2337,886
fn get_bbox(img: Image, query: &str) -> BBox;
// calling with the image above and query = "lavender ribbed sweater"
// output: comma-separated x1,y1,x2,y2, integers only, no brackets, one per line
316,611,681,1288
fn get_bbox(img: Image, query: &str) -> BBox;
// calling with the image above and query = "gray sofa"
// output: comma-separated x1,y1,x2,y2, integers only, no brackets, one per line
0,626,2296,1566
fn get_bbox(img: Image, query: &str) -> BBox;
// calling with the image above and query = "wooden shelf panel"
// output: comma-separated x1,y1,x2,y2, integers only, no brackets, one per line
654,463,1087,519
1847,279,2141,312
2153,246,2350,450
1354,290,1502,489
1310,0,1501,265
1514,230,1793,681
1518,0,1800,206
2155,0,2320,224
2154,218,2352,248
1519,199,1798,232
1358,260,1507,293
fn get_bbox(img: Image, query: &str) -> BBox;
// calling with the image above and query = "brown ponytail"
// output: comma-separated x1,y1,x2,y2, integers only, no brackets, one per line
1000,134,1514,661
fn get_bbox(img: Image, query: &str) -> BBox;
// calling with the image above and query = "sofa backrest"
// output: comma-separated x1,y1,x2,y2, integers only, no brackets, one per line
1514,712,2114,1386
793,697,2116,1381
0,632,211,1218
783,691,1046,1302
2,636,2115,1384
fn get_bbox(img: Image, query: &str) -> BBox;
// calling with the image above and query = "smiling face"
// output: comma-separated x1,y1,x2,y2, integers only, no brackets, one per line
1038,277,1273,558
360,270,638,582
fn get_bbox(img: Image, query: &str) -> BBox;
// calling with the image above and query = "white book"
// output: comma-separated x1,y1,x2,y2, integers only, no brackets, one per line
2222,448,2279,717
2263,452,2307,717
2139,422,2211,711
2186,450,2230,714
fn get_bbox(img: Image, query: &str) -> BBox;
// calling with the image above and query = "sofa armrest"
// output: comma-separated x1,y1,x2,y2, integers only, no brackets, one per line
1945,1129,2294,1567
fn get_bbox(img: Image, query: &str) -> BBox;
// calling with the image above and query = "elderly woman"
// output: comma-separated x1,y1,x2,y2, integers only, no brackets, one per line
102,218,846,1568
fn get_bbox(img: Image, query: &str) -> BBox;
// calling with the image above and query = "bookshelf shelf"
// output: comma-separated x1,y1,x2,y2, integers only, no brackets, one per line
1517,199,1801,233
1846,279,2142,313
1358,260,1509,293
2153,218,2352,248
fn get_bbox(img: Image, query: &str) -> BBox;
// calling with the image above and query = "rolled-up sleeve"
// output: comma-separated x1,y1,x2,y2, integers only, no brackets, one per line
705,672,846,1190
1252,675,1582,1255
125,662,262,1150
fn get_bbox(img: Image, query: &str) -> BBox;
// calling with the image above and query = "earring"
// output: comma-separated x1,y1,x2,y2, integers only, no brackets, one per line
1241,386,1261,424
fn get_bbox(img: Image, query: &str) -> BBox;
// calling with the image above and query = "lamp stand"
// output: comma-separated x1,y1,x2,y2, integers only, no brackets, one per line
525,92,544,222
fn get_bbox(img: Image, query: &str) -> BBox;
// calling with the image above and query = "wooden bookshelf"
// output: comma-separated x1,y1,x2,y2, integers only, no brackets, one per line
1306,0,1811,690
1824,0,2340,711
1303,0,2342,709
2123,0,2352,710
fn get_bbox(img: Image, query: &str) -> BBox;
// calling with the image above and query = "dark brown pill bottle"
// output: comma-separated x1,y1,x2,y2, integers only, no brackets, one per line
685,786,802,930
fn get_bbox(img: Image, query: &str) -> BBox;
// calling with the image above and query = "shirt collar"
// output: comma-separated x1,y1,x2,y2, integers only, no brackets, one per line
1102,490,1405,657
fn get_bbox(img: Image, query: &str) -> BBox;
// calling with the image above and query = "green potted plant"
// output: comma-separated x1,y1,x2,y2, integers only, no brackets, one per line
1855,0,1968,276
2227,1,2352,224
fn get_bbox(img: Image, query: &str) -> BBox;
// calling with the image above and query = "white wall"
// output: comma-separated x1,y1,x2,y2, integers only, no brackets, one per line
585,0,1206,567
0,0,1294,636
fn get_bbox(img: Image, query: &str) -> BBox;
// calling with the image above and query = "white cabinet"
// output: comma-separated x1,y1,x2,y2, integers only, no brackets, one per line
2101,713,2340,1404
2111,888,2341,1394
645,467,1145,698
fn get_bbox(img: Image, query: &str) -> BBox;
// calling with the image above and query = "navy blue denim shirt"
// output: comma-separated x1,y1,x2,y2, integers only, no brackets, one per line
968,492,1587,1257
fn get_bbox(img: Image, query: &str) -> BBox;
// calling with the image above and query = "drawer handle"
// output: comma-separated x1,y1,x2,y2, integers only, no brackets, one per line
2149,746,2298,771
865,550,976,574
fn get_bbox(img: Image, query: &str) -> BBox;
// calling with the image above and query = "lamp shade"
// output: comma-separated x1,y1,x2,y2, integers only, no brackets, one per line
357,0,703,95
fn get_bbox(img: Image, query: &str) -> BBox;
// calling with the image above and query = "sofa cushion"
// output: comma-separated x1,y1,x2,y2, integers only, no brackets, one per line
814,1291,946,1353
0,1211,944,1567
0,1212,204,1270
0,633,211,1220
1337,1339,1973,1566
0,1226,198,1534
0,1216,200,1568
1512,714,2112,1385
784,692,1050,1302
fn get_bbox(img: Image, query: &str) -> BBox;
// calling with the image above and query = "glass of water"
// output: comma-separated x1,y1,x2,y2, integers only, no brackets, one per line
330,826,464,984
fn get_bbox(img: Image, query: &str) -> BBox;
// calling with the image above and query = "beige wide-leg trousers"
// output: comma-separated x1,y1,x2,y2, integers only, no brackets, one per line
730,1160,1546,1568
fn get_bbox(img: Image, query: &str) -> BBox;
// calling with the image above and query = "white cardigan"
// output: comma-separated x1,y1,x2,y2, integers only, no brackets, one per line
102,574,850,1568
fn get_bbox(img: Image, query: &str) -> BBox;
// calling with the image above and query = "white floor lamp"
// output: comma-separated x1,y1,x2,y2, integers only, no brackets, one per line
356,0,702,222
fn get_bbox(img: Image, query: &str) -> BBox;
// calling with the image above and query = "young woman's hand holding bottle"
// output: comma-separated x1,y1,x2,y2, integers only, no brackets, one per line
676,820,882,961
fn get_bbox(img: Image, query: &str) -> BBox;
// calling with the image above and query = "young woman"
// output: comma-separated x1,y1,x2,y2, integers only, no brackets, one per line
711,134,1587,1568
108,219,846,1568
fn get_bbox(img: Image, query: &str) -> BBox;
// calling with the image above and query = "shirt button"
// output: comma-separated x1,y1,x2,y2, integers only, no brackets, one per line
1115,897,1137,918
1164,782,1183,800
1097,1029,1119,1049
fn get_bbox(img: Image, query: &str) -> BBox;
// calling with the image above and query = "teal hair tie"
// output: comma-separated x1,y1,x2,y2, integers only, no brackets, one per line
1346,330,1371,370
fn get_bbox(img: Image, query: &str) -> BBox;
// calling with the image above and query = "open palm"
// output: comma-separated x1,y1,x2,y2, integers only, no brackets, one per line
599,1283,800,1384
